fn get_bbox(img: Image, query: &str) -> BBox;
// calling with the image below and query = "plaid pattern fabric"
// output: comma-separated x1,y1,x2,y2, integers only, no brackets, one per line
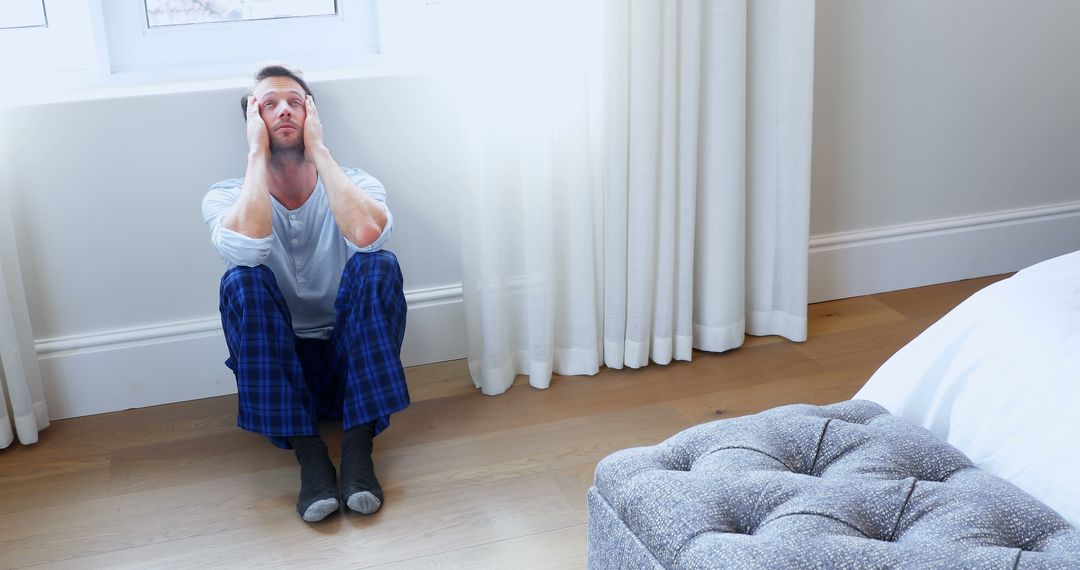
219,251,410,449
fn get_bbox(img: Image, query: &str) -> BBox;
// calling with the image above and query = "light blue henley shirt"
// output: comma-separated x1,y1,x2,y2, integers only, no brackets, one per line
201,167,393,339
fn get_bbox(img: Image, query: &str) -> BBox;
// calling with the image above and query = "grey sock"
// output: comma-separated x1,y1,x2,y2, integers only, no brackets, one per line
287,435,340,522
302,498,341,522
346,490,382,515
341,423,383,514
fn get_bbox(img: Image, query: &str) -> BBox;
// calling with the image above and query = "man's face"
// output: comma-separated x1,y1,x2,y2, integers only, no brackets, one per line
252,76,308,154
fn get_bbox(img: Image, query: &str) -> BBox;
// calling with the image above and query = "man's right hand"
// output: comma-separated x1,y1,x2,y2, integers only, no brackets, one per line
220,95,273,239
247,95,269,156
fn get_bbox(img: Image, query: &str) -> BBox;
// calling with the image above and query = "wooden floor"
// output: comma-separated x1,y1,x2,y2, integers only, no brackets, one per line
0,275,1009,569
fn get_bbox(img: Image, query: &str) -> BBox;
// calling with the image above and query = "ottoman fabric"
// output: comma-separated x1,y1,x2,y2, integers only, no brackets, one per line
587,400,1080,569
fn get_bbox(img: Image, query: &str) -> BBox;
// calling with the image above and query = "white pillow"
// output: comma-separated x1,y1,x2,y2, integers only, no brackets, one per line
855,249,1080,527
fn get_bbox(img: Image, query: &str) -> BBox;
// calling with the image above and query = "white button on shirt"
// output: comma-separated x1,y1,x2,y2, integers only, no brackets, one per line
201,167,393,339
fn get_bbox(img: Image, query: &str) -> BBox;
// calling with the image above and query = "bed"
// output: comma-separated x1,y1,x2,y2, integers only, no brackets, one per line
856,249,1080,528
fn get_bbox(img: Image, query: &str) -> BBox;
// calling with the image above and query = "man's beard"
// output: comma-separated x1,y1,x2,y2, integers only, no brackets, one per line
269,136,305,162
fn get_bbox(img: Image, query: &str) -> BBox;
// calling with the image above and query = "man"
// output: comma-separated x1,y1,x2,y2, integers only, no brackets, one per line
201,65,409,523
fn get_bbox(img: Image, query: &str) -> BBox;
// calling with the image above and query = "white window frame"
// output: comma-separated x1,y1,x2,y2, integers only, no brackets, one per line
96,0,380,80
0,0,48,30
2,0,448,106
0,2,98,79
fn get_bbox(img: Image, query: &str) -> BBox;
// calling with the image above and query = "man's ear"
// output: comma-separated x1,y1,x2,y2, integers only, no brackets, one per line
240,92,253,120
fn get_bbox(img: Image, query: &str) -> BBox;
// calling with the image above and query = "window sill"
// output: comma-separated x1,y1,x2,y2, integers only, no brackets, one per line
6,57,430,108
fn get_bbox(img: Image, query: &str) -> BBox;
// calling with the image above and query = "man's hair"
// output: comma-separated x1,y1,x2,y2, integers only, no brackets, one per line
240,64,315,119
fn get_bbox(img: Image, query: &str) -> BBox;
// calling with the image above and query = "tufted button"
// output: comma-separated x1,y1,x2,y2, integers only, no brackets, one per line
726,523,754,536
664,459,691,472
938,468,962,483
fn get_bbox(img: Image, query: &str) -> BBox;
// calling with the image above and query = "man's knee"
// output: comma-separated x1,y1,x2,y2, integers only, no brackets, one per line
219,265,292,327
220,264,278,298
343,251,402,288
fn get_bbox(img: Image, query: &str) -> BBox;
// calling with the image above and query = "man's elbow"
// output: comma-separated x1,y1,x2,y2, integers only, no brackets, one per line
349,222,385,249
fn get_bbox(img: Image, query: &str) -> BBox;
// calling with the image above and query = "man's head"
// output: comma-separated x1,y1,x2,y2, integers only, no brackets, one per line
241,64,315,155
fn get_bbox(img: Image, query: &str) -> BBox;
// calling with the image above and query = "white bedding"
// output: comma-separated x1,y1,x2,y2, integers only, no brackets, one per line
856,249,1080,527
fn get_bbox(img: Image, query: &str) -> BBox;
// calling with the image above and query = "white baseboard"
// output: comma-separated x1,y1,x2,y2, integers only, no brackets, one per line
40,201,1080,419
809,201,1080,303
37,285,466,420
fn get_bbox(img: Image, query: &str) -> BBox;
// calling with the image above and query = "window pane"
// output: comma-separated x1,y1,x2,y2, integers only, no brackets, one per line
0,0,46,29
144,0,336,28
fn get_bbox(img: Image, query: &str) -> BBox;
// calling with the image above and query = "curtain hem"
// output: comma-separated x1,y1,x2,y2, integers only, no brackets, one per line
692,320,746,353
747,309,807,342
469,347,602,395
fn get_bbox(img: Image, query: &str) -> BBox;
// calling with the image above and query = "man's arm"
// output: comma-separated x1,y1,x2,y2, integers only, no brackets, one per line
303,96,388,248
221,95,273,239
202,181,273,267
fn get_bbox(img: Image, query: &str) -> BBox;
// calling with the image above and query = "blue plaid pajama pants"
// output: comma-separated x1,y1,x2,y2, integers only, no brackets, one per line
218,251,410,449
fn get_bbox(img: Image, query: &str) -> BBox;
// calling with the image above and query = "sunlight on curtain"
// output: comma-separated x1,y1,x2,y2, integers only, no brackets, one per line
447,0,815,394
441,0,608,394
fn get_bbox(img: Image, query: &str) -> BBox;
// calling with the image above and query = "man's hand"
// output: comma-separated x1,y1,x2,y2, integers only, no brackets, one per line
303,95,328,162
247,95,269,157
304,94,387,247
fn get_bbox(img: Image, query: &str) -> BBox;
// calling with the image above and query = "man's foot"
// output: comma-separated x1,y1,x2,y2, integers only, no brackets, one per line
341,423,384,514
300,497,340,522
346,490,382,515
288,435,340,522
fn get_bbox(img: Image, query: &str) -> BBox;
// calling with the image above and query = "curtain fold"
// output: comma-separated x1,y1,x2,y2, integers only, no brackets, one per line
606,0,815,368
454,0,815,393
0,111,50,448
447,0,607,394
744,0,815,340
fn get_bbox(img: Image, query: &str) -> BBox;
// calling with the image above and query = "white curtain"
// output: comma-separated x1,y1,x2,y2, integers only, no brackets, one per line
452,0,815,394
0,110,50,448
447,0,608,394
605,0,815,368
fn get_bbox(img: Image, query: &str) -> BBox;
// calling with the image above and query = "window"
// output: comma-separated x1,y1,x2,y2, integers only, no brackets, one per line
0,3,97,84
99,0,380,78
0,1,47,29
2,0,442,101
144,0,337,28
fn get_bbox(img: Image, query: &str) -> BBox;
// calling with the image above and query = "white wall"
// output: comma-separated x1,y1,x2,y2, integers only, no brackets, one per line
3,74,468,419
809,0,1080,300
6,1,1080,419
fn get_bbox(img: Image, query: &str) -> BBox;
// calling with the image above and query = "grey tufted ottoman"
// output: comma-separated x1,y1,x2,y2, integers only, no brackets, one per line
587,400,1080,569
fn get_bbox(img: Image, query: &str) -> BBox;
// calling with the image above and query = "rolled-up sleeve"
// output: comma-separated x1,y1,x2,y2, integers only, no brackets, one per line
210,225,273,266
342,168,394,254
201,179,274,267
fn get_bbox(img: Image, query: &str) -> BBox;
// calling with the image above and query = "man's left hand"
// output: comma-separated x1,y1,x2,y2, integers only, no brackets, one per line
304,95,328,162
